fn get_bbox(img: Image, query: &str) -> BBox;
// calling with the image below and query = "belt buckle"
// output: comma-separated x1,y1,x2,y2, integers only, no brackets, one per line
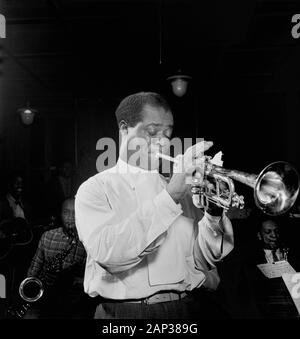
142,297,150,305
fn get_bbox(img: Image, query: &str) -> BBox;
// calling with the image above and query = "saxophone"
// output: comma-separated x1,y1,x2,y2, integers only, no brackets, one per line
8,239,76,318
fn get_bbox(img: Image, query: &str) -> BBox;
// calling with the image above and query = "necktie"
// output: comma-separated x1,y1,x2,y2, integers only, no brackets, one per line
271,250,278,263
14,199,25,219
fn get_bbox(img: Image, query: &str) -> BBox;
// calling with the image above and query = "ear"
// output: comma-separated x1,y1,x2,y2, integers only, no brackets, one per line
119,120,128,134
257,232,262,241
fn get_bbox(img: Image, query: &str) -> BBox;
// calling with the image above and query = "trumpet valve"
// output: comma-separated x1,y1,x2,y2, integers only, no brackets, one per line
191,185,202,195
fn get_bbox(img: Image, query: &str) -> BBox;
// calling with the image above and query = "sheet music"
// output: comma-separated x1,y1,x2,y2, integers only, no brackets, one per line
282,273,300,315
257,260,296,279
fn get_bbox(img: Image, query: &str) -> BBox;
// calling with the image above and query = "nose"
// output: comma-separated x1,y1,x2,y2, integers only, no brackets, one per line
155,137,170,149
269,230,278,239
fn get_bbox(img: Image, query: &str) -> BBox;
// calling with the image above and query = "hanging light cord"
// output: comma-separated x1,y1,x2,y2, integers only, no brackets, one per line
158,0,163,65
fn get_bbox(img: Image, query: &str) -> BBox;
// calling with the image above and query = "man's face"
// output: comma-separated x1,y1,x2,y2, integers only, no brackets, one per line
258,220,280,250
123,104,173,170
11,176,24,199
61,200,76,238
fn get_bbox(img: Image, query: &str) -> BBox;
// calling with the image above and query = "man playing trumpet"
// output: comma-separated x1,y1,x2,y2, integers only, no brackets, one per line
75,92,234,319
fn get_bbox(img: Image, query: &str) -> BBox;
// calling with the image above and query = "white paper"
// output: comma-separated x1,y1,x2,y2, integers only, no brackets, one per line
281,273,300,315
0,274,5,298
210,151,224,166
257,260,296,279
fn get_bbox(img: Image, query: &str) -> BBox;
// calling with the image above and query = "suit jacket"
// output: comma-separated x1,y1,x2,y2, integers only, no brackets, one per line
217,232,300,318
0,195,32,224
238,241,299,318
244,241,300,272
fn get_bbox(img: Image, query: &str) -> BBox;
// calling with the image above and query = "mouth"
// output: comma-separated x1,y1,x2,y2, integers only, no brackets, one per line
268,240,278,246
148,151,161,159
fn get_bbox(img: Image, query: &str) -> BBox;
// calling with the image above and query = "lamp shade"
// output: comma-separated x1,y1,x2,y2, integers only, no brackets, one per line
167,74,192,97
18,106,37,125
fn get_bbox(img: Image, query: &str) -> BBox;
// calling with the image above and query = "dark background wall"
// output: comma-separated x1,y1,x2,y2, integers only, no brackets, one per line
0,0,300,210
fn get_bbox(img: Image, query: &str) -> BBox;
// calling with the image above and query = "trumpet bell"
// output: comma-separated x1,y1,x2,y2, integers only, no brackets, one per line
254,162,300,216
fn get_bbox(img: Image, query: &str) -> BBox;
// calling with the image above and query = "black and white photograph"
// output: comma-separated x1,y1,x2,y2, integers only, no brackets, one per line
0,0,300,335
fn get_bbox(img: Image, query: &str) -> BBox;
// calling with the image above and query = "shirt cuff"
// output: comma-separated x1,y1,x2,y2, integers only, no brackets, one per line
153,189,183,228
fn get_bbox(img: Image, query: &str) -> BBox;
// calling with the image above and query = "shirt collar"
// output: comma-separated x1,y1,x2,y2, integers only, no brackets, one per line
264,248,280,254
7,193,22,204
115,158,162,191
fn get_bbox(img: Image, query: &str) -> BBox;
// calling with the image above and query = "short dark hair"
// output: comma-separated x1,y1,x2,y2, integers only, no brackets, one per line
254,212,283,234
61,197,75,210
115,92,171,128
7,170,24,190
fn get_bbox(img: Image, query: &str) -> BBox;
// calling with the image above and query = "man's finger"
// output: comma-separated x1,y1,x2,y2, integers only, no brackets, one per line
184,141,213,160
173,154,184,174
194,140,214,155
184,156,205,175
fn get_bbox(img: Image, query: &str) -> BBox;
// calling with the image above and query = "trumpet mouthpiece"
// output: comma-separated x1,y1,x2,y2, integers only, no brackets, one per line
155,153,179,164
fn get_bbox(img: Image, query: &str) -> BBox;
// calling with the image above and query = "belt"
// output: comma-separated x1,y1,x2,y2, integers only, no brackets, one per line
124,291,188,305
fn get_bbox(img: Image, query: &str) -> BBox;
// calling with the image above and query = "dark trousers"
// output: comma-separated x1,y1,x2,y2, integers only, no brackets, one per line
94,289,229,320
24,292,96,319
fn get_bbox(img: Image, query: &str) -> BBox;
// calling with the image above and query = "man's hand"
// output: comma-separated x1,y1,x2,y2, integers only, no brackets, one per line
166,141,213,203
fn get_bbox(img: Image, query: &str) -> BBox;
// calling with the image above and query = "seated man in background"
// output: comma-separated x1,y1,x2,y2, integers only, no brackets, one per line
256,216,288,264
242,213,299,318
0,172,33,309
0,172,32,224
18,198,93,319
216,213,300,318
253,215,299,270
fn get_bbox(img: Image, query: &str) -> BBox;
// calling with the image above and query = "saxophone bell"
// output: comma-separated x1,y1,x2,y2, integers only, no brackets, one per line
19,277,44,303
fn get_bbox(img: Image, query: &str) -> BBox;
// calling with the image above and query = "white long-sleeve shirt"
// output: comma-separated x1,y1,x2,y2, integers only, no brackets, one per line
75,159,234,300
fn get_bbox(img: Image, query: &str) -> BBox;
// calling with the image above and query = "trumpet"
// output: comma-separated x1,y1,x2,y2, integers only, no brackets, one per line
156,152,299,216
